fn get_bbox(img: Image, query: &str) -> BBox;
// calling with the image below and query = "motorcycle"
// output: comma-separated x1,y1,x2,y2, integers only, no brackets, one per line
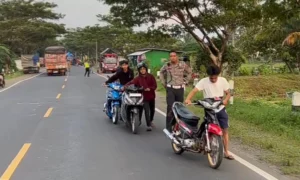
120,85,144,134
103,81,123,124
0,73,5,88
163,99,224,169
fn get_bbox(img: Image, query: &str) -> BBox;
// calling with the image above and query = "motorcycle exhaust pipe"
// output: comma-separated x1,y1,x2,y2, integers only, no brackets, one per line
163,129,180,145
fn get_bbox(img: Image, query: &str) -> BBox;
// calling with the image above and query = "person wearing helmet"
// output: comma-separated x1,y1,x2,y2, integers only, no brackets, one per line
123,62,157,131
104,59,134,85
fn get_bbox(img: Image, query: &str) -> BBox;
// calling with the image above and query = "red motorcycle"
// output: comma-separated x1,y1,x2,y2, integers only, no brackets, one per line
163,99,224,169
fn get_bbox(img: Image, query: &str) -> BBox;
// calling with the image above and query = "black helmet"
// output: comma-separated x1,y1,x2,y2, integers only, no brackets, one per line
137,62,148,71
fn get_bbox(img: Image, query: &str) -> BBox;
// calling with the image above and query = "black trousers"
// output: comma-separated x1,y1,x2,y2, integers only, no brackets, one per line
84,68,90,77
142,100,155,127
166,87,184,131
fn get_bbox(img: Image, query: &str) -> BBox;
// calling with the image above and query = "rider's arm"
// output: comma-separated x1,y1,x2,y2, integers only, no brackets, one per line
222,78,231,105
124,77,139,89
149,74,157,90
105,72,120,84
185,79,204,102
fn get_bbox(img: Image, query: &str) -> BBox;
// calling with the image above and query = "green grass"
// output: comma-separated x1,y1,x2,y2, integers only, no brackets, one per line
240,62,285,70
5,71,24,80
156,75,300,175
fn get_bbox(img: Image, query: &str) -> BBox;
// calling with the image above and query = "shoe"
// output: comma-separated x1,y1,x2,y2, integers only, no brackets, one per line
146,126,152,131
151,122,155,128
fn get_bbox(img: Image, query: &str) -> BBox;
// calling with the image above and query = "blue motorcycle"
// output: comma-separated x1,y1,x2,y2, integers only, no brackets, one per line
104,82,123,124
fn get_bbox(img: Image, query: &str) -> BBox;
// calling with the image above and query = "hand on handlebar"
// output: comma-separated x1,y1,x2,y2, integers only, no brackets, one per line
184,99,192,105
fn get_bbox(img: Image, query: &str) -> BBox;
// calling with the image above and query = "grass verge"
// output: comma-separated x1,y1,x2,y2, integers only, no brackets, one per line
5,71,24,80
156,75,300,176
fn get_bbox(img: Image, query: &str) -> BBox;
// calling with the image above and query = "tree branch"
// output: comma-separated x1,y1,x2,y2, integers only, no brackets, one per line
173,9,218,63
183,1,219,54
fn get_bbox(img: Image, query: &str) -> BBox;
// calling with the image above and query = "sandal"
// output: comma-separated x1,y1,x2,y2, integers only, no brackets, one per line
224,155,235,160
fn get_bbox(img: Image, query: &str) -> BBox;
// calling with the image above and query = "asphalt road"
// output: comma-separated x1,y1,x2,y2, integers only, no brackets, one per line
0,66,287,180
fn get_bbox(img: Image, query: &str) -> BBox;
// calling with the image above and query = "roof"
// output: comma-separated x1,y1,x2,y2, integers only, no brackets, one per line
127,50,150,56
137,48,184,53
100,48,117,55
45,46,66,54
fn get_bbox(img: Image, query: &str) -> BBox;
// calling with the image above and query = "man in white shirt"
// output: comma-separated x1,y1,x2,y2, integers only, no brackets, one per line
185,65,234,160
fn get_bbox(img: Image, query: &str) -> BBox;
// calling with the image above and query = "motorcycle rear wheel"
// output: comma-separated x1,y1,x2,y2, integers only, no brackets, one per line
207,134,223,169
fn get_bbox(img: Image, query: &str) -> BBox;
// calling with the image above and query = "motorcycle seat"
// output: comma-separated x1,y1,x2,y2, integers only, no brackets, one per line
174,103,200,121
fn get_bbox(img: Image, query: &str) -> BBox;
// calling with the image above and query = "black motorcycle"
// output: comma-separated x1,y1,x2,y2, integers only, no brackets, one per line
120,85,144,134
163,99,224,169
0,73,5,88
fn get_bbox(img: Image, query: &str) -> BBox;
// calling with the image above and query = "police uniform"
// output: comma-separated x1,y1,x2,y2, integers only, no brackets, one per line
159,61,192,131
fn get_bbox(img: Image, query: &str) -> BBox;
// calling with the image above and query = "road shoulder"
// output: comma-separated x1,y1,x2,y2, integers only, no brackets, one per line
154,91,298,180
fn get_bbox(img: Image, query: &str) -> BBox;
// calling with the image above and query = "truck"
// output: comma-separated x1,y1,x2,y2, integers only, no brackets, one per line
44,46,68,76
21,54,40,74
100,53,119,73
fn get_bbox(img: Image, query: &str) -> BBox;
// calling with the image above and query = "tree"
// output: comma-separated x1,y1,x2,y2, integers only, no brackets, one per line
0,44,16,72
98,0,261,69
62,25,180,57
283,32,300,46
0,0,66,54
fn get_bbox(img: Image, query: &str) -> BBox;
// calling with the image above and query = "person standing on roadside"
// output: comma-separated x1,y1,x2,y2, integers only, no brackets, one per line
184,65,234,160
84,60,90,77
159,50,192,131
123,62,157,131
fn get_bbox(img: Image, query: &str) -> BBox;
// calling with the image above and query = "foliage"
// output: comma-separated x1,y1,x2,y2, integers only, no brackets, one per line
98,0,262,69
194,38,246,74
62,25,180,57
236,1,300,73
0,0,66,55
0,44,16,72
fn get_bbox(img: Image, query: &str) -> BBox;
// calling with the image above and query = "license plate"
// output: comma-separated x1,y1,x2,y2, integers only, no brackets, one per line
53,71,58,73
129,93,142,97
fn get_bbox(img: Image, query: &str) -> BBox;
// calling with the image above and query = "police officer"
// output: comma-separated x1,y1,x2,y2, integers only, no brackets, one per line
160,50,192,131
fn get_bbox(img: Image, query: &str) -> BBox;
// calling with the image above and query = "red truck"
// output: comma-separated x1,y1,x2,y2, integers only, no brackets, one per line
100,53,119,73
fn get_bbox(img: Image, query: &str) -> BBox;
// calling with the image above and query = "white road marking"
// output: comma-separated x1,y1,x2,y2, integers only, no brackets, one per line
97,73,278,180
0,73,44,93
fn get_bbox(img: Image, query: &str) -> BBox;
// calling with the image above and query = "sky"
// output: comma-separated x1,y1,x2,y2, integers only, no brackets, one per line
47,0,150,31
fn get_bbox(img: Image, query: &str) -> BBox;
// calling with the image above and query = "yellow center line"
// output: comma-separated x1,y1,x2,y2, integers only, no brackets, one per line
62,85,65,89
43,107,53,118
56,93,61,99
0,143,31,180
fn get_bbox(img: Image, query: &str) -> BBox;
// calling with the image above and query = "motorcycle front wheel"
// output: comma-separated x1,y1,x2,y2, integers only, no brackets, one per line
131,112,140,134
112,106,119,124
207,134,224,169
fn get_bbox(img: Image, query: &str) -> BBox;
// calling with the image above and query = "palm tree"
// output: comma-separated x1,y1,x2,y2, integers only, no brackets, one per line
282,32,300,46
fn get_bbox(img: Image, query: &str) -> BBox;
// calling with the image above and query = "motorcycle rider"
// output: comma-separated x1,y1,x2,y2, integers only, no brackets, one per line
103,59,134,113
123,62,157,131
0,71,5,88
104,59,134,85
184,65,234,160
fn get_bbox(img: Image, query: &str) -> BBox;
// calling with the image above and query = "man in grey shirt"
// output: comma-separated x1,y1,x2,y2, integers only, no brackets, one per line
160,50,192,131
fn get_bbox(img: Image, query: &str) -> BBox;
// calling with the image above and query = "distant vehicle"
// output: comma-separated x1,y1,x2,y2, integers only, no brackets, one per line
39,57,45,67
101,53,118,73
21,54,40,74
44,46,67,76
